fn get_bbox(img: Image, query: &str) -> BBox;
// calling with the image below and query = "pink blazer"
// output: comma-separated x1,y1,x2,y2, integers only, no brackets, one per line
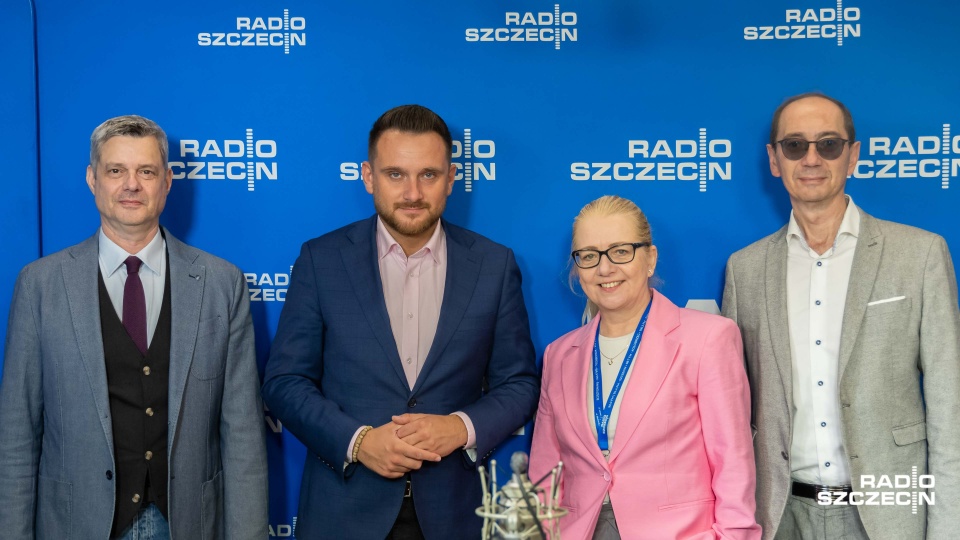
529,290,761,540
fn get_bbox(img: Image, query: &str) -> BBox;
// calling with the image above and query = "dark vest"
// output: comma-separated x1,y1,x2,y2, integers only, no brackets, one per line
98,260,171,537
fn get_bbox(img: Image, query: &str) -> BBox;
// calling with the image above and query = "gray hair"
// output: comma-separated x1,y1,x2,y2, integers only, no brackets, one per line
90,115,169,170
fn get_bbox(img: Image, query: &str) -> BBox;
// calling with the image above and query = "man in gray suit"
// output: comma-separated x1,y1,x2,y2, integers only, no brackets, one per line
722,93,960,540
0,115,268,539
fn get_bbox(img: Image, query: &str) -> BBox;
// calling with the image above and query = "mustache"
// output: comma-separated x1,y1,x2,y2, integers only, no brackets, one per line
395,202,429,210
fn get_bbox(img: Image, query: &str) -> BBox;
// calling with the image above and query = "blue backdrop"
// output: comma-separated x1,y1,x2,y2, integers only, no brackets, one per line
3,0,959,536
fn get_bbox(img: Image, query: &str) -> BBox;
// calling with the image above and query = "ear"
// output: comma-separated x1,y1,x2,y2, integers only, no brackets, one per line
445,162,456,196
648,244,658,272
766,144,782,177
361,161,375,195
846,140,861,177
86,165,97,195
164,168,173,193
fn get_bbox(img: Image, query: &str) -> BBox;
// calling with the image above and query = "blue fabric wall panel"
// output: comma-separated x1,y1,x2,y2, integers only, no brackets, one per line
15,0,960,535
0,1,40,366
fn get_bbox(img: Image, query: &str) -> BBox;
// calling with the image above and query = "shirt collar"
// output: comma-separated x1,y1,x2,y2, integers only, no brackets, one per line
375,216,445,264
98,227,166,277
787,195,861,248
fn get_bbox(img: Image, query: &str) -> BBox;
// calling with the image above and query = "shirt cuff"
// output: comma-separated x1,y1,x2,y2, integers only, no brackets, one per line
451,411,476,449
346,425,366,462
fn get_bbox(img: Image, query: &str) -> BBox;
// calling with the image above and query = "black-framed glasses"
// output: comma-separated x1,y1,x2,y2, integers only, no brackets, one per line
571,242,650,269
776,137,850,161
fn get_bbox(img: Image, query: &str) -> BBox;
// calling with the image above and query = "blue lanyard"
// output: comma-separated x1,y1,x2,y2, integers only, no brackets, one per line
593,301,652,452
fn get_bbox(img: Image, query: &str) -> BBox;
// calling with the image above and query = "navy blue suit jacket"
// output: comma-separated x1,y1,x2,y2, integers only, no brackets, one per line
262,216,539,539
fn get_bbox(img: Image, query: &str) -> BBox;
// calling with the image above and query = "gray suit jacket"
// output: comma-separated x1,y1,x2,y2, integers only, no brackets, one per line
0,229,268,540
722,210,960,540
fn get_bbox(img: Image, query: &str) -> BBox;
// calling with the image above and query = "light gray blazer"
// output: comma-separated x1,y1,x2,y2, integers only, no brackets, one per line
722,210,960,540
0,229,268,540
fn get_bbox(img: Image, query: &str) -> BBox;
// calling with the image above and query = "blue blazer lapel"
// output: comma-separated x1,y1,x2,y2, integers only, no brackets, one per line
342,218,408,389
412,223,481,394
62,234,113,454
838,213,883,381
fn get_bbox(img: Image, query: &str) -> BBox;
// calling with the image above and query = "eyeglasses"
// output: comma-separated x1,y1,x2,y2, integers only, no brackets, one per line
572,242,650,269
776,137,850,161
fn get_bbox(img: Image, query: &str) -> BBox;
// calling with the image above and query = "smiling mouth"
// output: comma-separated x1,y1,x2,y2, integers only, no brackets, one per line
600,281,623,289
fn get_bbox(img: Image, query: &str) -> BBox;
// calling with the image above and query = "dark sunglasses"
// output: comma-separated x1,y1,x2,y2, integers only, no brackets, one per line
776,137,850,161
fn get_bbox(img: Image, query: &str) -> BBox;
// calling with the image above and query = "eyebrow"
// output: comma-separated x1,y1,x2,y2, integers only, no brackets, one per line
102,162,160,169
576,241,636,250
378,166,445,176
780,130,846,140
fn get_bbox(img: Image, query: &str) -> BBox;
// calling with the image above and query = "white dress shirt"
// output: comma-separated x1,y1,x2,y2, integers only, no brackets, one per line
98,228,167,347
787,197,860,486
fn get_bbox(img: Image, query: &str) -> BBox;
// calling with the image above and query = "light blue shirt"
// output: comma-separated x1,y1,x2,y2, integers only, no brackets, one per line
98,229,167,347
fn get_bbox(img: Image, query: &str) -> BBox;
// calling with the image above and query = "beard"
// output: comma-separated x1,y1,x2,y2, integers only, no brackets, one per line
375,199,446,238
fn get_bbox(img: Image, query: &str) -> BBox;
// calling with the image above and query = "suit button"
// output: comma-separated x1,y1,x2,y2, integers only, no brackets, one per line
781,451,789,460
407,398,417,408
106,470,113,480
132,493,141,503
145,451,153,461
603,473,610,482
145,408,154,417
143,366,151,376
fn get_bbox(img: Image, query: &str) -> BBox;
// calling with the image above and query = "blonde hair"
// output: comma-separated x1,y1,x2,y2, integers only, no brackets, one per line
570,195,654,323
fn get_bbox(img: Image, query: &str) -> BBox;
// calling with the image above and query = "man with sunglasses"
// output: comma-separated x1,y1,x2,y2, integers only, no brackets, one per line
722,92,960,540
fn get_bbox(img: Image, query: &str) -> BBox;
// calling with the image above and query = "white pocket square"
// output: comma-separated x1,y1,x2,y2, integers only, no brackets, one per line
867,296,906,306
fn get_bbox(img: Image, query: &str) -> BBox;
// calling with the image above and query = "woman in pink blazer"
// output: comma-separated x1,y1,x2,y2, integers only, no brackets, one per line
529,196,760,540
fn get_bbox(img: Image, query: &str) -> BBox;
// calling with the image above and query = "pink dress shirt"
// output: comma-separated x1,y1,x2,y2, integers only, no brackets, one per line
346,218,476,460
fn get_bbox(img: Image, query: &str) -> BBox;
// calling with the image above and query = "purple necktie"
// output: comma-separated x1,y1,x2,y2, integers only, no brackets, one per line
123,256,148,355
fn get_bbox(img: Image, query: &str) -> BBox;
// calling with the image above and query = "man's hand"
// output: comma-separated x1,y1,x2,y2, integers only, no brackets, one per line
393,414,468,458
357,422,441,479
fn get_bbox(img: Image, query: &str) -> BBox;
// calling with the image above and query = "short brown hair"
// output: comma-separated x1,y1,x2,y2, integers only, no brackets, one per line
368,105,452,162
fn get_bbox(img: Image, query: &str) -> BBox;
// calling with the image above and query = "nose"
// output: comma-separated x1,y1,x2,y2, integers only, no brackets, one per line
799,142,822,167
596,252,616,274
122,170,141,191
403,178,423,201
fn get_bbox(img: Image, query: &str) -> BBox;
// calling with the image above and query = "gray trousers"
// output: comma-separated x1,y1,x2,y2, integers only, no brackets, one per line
591,503,620,540
774,495,869,540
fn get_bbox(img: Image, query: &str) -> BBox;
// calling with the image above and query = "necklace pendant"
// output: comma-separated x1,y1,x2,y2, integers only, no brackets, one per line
607,358,613,366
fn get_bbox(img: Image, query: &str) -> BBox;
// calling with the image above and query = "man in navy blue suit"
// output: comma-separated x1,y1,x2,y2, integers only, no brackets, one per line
262,105,539,539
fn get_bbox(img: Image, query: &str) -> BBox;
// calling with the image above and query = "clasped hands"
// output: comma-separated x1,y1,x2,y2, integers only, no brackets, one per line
357,413,468,479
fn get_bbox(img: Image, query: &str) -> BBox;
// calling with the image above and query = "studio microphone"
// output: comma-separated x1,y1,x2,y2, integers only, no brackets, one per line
510,451,528,475
476,451,567,539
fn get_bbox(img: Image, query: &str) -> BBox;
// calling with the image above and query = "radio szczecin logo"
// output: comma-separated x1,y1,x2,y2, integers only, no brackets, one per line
170,129,278,192
340,128,496,193
818,469,935,515
744,2,861,46
245,267,291,302
854,123,957,189
465,4,577,50
198,9,305,54
571,129,733,192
